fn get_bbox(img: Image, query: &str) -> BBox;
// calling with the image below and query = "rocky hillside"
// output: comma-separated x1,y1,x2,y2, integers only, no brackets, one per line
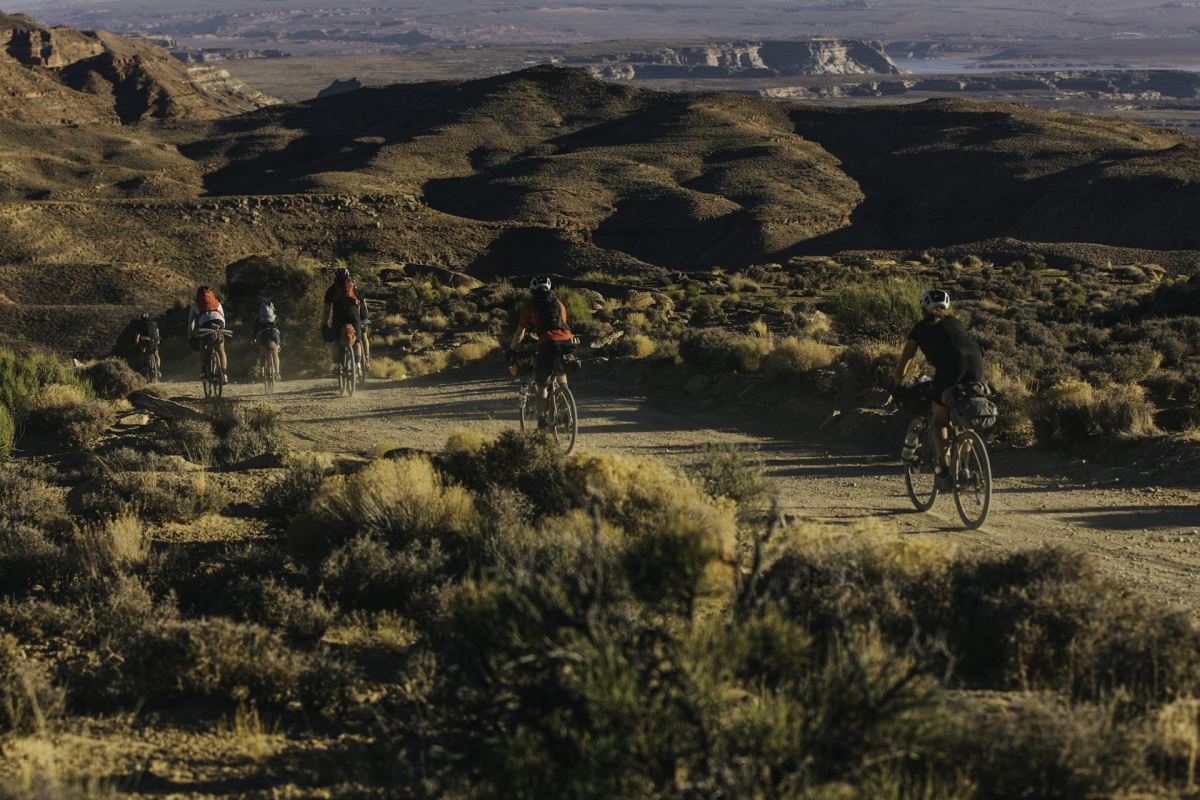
762,69,1200,101
0,12,276,124
578,39,902,80
0,64,1197,355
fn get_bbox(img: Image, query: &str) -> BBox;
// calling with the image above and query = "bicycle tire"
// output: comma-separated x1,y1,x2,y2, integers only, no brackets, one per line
952,429,992,530
518,384,535,431
342,347,356,397
263,356,274,395
552,383,578,455
903,417,938,512
213,357,224,399
202,347,214,399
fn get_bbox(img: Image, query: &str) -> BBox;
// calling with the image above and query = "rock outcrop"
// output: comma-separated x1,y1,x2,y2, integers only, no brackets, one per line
317,77,364,98
579,39,903,80
761,70,1200,101
0,11,277,124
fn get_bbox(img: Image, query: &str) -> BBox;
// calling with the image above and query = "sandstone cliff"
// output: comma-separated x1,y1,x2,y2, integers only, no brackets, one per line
581,38,903,80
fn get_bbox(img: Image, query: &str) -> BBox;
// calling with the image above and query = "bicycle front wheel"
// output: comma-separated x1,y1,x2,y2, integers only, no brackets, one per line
551,384,578,455
341,348,356,397
903,418,938,512
952,429,992,530
519,385,535,431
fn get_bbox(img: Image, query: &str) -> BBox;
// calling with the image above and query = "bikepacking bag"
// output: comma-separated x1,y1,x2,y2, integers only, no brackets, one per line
951,382,999,432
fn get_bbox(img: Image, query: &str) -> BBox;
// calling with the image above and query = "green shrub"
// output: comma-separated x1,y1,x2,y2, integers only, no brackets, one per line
163,418,214,465
0,348,86,414
826,277,922,339
557,287,595,325
691,445,768,508
0,406,12,463
83,358,144,400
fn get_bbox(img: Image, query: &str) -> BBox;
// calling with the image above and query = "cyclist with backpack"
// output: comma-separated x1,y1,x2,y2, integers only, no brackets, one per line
132,312,161,380
253,299,282,377
893,289,985,489
321,267,365,376
508,275,574,431
188,286,228,384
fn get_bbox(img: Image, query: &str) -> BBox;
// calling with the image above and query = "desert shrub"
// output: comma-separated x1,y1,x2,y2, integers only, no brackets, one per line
321,534,447,618
762,337,837,381
22,384,114,449
0,468,70,536
62,576,354,712
83,358,144,400
0,406,13,463
951,693,1146,800
1035,379,1159,443
557,287,595,325
0,634,63,734
617,333,657,359
71,513,149,577
1092,383,1159,438
262,457,329,528
441,431,576,518
826,277,922,339
0,348,86,415
748,526,1200,704
447,335,499,368
680,328,771,373
403,349,450,377
76,472,224,524
293,455,478,556
836,340,898,394
243,578,334,642
691,444,767,508
163,417,215,464
208,401,288,465
565,453,734,610
0,528,65,595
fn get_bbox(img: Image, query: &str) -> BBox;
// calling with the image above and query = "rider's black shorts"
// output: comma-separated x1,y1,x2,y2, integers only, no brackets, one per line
331,301,362,338
933,351,984,406
535,340,572,385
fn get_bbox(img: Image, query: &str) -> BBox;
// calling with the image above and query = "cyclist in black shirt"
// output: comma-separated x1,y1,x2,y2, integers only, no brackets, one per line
893,289,985,487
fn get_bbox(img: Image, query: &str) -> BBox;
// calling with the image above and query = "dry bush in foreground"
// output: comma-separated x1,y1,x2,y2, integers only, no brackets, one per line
76,472,224,524
82,358,144,400
22,384,115,449
0,634,63,734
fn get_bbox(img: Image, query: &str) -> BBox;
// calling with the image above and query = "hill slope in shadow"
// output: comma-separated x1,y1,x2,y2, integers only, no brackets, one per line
0,64,1198,355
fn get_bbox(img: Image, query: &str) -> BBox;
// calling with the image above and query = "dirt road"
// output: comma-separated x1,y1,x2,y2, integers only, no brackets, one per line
172,369,1200,612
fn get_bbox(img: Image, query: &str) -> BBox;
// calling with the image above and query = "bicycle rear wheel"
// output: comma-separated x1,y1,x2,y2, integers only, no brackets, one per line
202,348,214,399
341,347,356,396
518,384,535,431
550,383,578,455
212,353,224,398
903,417,938,512
952,429,992,530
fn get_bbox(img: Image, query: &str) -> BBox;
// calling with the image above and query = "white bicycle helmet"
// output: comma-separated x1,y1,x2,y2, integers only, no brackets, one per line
920,288,951,314
529,275,552,292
